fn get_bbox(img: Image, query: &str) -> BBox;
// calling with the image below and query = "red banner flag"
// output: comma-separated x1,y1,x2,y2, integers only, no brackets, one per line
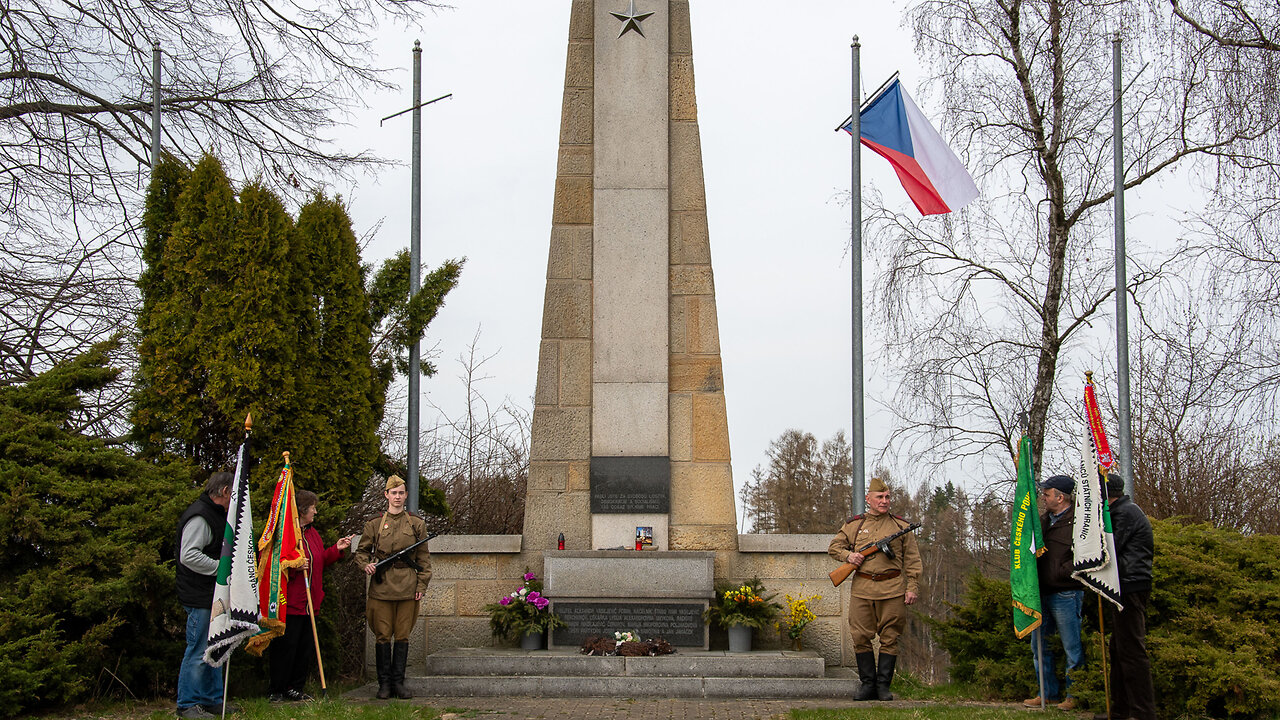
244,456,304,656
1084,372,1115,472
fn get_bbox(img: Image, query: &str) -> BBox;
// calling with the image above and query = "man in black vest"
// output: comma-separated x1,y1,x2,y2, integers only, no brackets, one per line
175,472,234,718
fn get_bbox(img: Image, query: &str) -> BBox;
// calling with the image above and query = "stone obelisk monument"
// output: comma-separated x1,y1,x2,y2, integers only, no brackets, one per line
524,0,736,555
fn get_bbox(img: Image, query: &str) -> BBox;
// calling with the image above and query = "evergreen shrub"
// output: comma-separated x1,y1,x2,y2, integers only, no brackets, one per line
933,519,1280,719
0,342,194,717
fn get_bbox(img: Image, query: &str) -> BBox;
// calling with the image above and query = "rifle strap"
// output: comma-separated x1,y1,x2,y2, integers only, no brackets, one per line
849,516,867,555
372,511,389,559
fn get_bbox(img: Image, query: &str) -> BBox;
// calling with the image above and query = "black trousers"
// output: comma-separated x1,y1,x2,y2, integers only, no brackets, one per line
1109,591,1156,720
267,615,315,694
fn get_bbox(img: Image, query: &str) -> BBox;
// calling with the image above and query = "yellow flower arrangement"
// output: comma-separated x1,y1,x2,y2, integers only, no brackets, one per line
703,578,781,629
776,592,822,640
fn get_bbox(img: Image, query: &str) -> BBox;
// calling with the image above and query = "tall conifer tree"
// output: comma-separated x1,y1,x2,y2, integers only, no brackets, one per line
135,154,238,467
134,154,461,508
134,155,191,455
293,195,379,504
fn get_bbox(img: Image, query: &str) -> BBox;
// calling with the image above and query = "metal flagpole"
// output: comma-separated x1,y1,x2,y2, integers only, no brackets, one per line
851,36,865,515
1113,32,1134,495
1034,627,1046,710
220,655,230,720
151,41,161,173
376,42,450,515
1099,594,1113,719
407,39,423,513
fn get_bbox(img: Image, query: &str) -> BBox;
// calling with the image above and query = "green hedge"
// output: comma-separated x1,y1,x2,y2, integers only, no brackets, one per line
0,343,194,717
932,518,1280,719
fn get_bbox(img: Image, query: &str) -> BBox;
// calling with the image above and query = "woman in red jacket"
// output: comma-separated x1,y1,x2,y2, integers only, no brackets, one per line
267,489,353,702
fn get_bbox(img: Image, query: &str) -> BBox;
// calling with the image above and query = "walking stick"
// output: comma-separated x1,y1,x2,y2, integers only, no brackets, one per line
302,547,328,699
1099,595,1112,720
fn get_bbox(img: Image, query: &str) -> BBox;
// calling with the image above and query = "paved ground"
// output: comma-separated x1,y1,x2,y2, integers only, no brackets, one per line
348,694,1018,720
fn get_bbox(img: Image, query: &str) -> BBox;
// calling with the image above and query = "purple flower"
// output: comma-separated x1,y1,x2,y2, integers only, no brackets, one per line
534,597,549,610
499,596,511,606
524,572,537,581
527,591,541,602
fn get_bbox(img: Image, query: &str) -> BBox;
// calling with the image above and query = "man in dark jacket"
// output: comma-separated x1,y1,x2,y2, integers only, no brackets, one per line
175,473,234,719
1024,474,1085,710
1101,475,1156,720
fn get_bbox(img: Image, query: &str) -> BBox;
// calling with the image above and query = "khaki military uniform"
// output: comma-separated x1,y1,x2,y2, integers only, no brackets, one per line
828,511,922,654
354,510,432,642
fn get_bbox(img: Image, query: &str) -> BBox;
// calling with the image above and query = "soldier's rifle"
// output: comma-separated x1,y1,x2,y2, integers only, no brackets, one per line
372,531,441,584
828,522,922,587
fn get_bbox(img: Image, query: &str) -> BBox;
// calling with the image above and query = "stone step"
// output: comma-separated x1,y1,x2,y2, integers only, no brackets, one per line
422,648,826,679
361,669,862,699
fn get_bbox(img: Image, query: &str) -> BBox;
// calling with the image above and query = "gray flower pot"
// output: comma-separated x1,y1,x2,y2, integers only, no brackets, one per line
520,630,544,650
727,624,752,653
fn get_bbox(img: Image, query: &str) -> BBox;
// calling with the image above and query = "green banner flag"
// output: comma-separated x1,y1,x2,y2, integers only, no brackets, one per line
1010,434,1045,639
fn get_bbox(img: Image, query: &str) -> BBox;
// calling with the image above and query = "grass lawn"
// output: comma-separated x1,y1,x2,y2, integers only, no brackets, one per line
31,699,1046,720
790,708,1041,720
34,699,461,720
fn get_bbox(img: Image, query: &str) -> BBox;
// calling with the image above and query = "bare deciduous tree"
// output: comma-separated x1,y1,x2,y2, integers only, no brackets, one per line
1,0,442,413
420,331,530,535
739,429,853,533
871,0,1261,478
1127,304,1280,534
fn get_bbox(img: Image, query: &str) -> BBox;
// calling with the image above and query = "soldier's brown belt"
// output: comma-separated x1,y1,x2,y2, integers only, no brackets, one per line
855,569,901,582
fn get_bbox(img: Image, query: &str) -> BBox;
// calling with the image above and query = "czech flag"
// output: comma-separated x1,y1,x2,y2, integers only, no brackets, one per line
842,77,979,216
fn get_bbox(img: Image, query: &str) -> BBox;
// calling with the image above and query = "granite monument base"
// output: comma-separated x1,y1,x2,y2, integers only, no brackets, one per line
543,550,715,649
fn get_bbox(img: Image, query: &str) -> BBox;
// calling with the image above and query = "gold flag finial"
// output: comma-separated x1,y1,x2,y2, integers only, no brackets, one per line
245,413,253,431
282,451,290,465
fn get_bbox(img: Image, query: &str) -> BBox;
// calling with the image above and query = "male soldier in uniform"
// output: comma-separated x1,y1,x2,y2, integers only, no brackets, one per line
828,476,923,701
354,476,432,700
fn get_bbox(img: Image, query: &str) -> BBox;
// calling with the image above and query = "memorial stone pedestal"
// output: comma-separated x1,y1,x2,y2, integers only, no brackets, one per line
544,550,714,649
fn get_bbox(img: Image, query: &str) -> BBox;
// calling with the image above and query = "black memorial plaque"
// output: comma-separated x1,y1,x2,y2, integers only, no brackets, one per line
590,456,670,513
551,601,705,647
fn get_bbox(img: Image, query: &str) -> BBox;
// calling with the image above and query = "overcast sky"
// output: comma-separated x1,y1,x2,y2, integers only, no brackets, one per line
332,1,1088,520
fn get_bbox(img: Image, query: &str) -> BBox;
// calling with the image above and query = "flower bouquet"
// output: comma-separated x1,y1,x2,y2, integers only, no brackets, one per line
775,592,821,647
703,577,781,629
483,570,566,643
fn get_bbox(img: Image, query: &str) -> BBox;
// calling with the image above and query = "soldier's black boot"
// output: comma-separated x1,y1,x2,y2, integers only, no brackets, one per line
854,652,878,701
391,640,413,699
876,653,897,701
374,642,392,700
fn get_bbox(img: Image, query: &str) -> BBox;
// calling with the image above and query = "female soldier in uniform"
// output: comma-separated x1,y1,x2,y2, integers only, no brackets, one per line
353,476,431,700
